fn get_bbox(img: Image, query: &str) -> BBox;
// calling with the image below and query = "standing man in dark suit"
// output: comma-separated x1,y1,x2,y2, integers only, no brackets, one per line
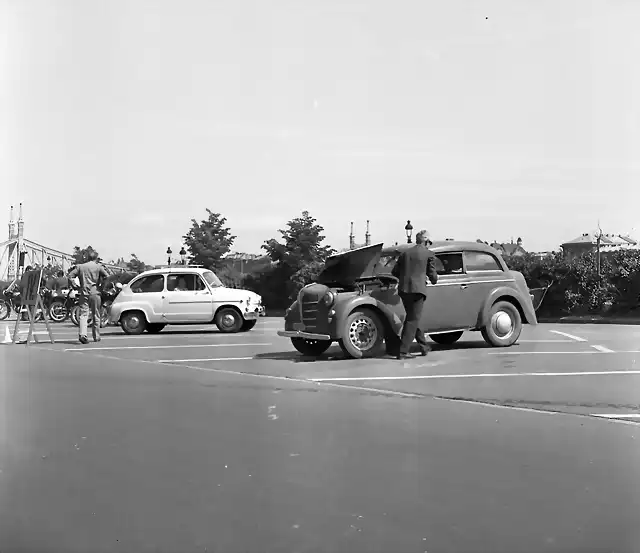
391,229,439,359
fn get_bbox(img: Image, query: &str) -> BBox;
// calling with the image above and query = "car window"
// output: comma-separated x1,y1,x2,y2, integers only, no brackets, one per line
195,276,206,291
435,253,464,275
376,255,398,273
167,274,200,291
130,275,165,293
465,251,503,271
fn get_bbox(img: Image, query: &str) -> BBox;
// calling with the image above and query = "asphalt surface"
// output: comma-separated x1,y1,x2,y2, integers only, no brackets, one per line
2,317,640,552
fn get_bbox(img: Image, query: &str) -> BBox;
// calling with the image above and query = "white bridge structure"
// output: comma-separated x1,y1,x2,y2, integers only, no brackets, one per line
1,204,126,282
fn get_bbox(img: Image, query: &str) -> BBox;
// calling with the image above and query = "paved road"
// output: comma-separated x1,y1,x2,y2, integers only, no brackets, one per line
1,318,640,552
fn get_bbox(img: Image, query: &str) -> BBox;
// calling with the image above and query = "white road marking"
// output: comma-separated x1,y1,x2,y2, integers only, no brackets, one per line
591,345,614,353
311,369,640,382
591,413,640,419
33,345,640,426
549,330,587,342
517,340,574,343
64,343,271,352
158,357,254,362
489,351,600,355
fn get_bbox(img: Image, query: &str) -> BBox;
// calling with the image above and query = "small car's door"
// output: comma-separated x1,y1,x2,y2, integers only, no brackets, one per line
462,250,516,323
162,273,213,323
129,274,166,322
421,252,477,332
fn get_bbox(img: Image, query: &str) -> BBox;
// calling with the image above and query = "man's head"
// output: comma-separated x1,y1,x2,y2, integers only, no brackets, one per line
57,271,64,277
88,251,99,262
415,229,432,246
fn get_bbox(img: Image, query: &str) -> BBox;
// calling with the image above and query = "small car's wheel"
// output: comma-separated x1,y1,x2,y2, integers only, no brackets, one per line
120,311,147,335
339,308,386,359
215,307,243,333
481,301,522,347
146,323,166,334
240,319,257,332
429,331,464,345
291,338,332,356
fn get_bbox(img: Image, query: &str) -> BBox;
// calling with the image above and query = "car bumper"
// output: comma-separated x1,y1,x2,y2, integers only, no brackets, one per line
277,330,332,341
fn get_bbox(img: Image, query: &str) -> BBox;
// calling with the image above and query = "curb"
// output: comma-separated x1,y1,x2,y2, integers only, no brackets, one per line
538,317,640,325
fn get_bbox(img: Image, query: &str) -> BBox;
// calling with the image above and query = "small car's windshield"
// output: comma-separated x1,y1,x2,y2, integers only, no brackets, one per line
202,271,223,288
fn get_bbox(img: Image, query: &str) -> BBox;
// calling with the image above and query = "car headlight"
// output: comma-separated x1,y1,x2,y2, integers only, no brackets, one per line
322,291,335,307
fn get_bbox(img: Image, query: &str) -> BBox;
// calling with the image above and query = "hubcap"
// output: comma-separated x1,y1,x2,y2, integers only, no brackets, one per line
348,316,378,351
491,311,513,338
127,314,141,329
222,313,236,327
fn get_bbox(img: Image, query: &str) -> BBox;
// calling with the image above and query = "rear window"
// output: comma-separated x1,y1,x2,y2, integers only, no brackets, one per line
130,275,164,293
465,251,503,271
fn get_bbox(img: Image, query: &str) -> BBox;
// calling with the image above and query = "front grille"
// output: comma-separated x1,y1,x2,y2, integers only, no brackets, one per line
300,292,320,330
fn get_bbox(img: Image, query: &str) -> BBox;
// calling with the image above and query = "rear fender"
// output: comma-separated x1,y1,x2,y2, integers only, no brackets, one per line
478,287,536,327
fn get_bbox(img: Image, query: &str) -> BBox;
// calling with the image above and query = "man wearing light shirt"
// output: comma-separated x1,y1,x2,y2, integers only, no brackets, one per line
68,252,108,344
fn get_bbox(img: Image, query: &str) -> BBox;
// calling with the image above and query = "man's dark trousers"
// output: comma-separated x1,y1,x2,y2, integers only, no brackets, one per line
399,291,429,355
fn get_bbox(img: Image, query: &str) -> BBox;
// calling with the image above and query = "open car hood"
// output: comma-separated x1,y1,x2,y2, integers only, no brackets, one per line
316,243,385,286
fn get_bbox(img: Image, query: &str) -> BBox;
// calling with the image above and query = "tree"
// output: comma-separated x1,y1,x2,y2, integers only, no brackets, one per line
72,245,101,264
262,211,335,273
126,254,147,274
183,210,236,270
261,211,335,301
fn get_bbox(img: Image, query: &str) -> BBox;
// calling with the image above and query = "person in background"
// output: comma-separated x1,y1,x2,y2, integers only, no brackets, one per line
68,252,108,344
54,270,69,292
391,229,439,360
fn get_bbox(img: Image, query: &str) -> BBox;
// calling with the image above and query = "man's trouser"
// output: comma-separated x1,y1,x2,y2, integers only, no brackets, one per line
79,293,102,340
399,292,428,354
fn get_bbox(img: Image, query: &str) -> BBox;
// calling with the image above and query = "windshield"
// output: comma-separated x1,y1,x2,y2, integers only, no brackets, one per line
202,271,223,288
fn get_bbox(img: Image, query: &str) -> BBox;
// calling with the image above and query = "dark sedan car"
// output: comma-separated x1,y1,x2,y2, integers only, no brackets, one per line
278,241,537,359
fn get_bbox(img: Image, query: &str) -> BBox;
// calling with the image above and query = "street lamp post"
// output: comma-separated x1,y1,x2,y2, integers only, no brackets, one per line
405,220,413,244
179,247,187,265
166,246,172,266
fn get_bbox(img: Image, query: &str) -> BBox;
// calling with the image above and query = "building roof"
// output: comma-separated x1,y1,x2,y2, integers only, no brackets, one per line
561,233,636,247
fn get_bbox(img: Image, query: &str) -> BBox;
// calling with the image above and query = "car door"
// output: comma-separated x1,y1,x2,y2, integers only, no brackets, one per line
129,274,166,322
162,273,214,323
463,250,516,323
421,252,477,332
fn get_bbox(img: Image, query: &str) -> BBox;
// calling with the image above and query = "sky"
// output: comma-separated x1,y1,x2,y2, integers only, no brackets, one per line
1,0,639,265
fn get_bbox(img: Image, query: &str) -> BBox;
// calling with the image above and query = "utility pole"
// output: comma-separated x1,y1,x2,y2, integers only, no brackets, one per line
595,221,603,278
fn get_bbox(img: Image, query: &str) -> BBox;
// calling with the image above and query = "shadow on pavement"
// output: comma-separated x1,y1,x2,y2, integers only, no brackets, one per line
254,340,493,363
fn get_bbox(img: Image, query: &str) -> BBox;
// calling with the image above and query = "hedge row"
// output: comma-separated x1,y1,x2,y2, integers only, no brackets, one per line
231,250,640,317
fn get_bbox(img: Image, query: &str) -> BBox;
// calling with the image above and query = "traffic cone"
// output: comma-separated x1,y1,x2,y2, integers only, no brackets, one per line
2,327,12,344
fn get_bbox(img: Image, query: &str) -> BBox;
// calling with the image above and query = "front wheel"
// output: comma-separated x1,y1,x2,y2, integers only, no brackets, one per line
291,338,332,356
121,311,147,335
429,331,464,345
481,301,522,347
48,299,68,323
338,309,386,359
215,308,243,333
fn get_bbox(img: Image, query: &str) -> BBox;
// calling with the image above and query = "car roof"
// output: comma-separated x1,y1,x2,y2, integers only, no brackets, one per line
381,240,504,255
136,266,211,277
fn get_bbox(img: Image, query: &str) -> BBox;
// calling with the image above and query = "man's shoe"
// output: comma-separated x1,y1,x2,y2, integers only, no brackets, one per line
79,336,89,344
419,345,431,356
396,353,414,360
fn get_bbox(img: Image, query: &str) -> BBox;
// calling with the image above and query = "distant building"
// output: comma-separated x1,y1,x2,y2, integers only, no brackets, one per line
483,237,527,258
560,233,638,260
344,220,372,252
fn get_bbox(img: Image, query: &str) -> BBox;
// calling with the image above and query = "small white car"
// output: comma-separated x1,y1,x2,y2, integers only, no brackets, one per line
109,266,263,335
